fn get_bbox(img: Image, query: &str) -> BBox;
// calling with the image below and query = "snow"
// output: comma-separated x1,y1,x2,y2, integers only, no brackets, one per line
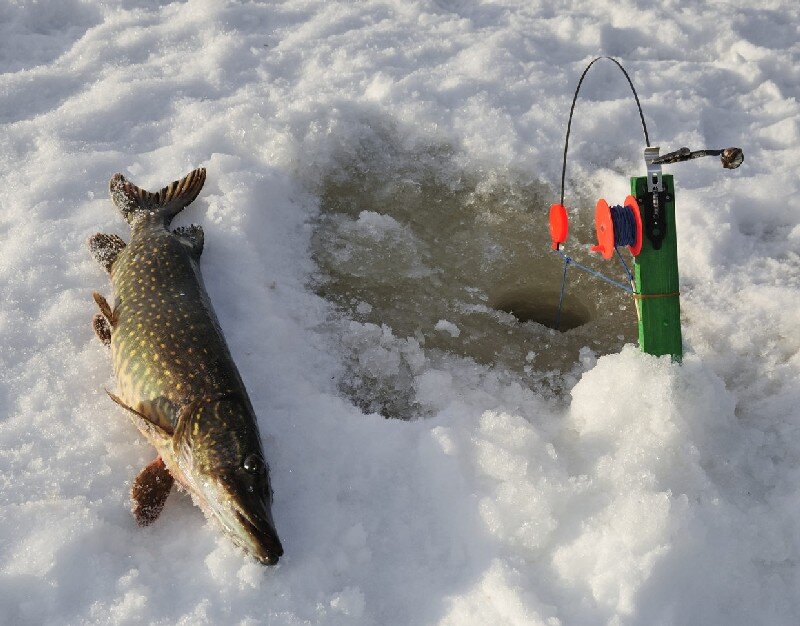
1,0,799,624
434,320,461,337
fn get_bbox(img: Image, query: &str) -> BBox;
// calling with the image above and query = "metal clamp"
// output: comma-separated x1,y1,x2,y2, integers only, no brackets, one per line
644,146,663,193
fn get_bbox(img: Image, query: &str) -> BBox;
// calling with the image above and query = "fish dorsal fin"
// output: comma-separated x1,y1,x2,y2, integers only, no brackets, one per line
106,390,174,438
172,224,204,258
109,168,206,225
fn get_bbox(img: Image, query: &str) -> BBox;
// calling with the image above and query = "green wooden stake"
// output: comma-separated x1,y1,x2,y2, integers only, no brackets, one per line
631,174,683,360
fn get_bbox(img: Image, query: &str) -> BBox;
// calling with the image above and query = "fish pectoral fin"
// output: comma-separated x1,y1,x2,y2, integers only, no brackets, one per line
93,314,111,347
106,390,174,439
88,233,126,273
92,292,117,327
172,224,204,258
131,456,174,526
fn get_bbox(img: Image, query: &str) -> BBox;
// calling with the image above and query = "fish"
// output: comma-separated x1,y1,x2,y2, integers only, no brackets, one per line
88,167,283,565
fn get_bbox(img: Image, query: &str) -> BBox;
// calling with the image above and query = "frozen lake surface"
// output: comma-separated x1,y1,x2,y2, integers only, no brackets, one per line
1,1,799,624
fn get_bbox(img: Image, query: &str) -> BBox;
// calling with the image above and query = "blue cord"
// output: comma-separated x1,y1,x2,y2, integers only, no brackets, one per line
555,256,571,330
614,247,635,285
553,247,634,330
610,204,637,247
554,249,634,294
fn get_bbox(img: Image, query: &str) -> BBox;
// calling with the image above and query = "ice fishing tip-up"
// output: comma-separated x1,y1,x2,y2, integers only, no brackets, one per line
547,56,743,359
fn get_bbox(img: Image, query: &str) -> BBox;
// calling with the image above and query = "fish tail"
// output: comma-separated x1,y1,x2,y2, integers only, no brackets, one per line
109,168,206,226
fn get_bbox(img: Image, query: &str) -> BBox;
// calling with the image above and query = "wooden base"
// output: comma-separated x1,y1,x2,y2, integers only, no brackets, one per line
632,175,683,361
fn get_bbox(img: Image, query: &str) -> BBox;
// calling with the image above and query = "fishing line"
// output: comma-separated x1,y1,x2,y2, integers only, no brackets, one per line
614,246,635,285
559,57,650,207
552,57,649,330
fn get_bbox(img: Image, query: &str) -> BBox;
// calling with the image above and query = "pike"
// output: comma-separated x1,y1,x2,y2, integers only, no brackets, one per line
89,168,283,565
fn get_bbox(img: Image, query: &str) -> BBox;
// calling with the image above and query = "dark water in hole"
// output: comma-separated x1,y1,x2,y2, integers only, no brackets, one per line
490,288,591,331
309,132,636,416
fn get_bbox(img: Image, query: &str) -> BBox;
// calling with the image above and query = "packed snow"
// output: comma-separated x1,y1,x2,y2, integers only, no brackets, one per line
1,0,799,624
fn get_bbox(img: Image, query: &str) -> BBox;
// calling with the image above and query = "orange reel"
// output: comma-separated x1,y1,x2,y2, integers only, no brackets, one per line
625,195,643,256
549,196,642,258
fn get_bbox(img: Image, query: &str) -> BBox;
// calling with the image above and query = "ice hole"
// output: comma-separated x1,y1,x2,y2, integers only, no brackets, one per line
490,288,592,331
309,126,636,416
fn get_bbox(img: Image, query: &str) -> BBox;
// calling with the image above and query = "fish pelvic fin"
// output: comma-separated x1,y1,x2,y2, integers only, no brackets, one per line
109,167,206,226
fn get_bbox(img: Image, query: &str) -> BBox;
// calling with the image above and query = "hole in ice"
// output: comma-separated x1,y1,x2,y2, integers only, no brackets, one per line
490,288,592,331
309,125,636,417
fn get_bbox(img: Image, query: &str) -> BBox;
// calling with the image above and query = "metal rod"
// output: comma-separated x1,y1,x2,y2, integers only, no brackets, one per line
652,146,743,169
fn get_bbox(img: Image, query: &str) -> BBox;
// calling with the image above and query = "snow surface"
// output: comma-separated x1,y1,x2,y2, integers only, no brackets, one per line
1,0,800,624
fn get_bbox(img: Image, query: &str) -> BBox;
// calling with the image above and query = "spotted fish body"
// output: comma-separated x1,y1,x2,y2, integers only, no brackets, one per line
90,168,283,565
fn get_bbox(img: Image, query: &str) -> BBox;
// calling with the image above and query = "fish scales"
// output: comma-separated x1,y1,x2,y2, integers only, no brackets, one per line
112,222,236,416
89,168,283,564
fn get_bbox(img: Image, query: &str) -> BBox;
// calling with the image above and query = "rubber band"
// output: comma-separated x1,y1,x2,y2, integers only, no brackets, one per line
632,291,680,300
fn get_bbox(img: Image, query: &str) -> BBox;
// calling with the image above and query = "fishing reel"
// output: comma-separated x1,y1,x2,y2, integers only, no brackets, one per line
550,196,642,259
549,144,742,260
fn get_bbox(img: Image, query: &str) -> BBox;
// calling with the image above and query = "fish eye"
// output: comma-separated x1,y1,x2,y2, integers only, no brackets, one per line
242,453,263,474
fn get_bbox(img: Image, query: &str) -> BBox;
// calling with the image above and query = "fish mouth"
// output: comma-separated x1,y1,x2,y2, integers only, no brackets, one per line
232,509,284,566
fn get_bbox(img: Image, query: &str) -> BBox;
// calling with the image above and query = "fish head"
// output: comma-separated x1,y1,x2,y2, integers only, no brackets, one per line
176,395,283,565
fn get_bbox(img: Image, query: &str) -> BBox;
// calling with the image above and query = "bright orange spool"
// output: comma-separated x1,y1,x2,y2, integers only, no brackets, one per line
591,199,615,259
591,196,643,259
625,195,643,256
